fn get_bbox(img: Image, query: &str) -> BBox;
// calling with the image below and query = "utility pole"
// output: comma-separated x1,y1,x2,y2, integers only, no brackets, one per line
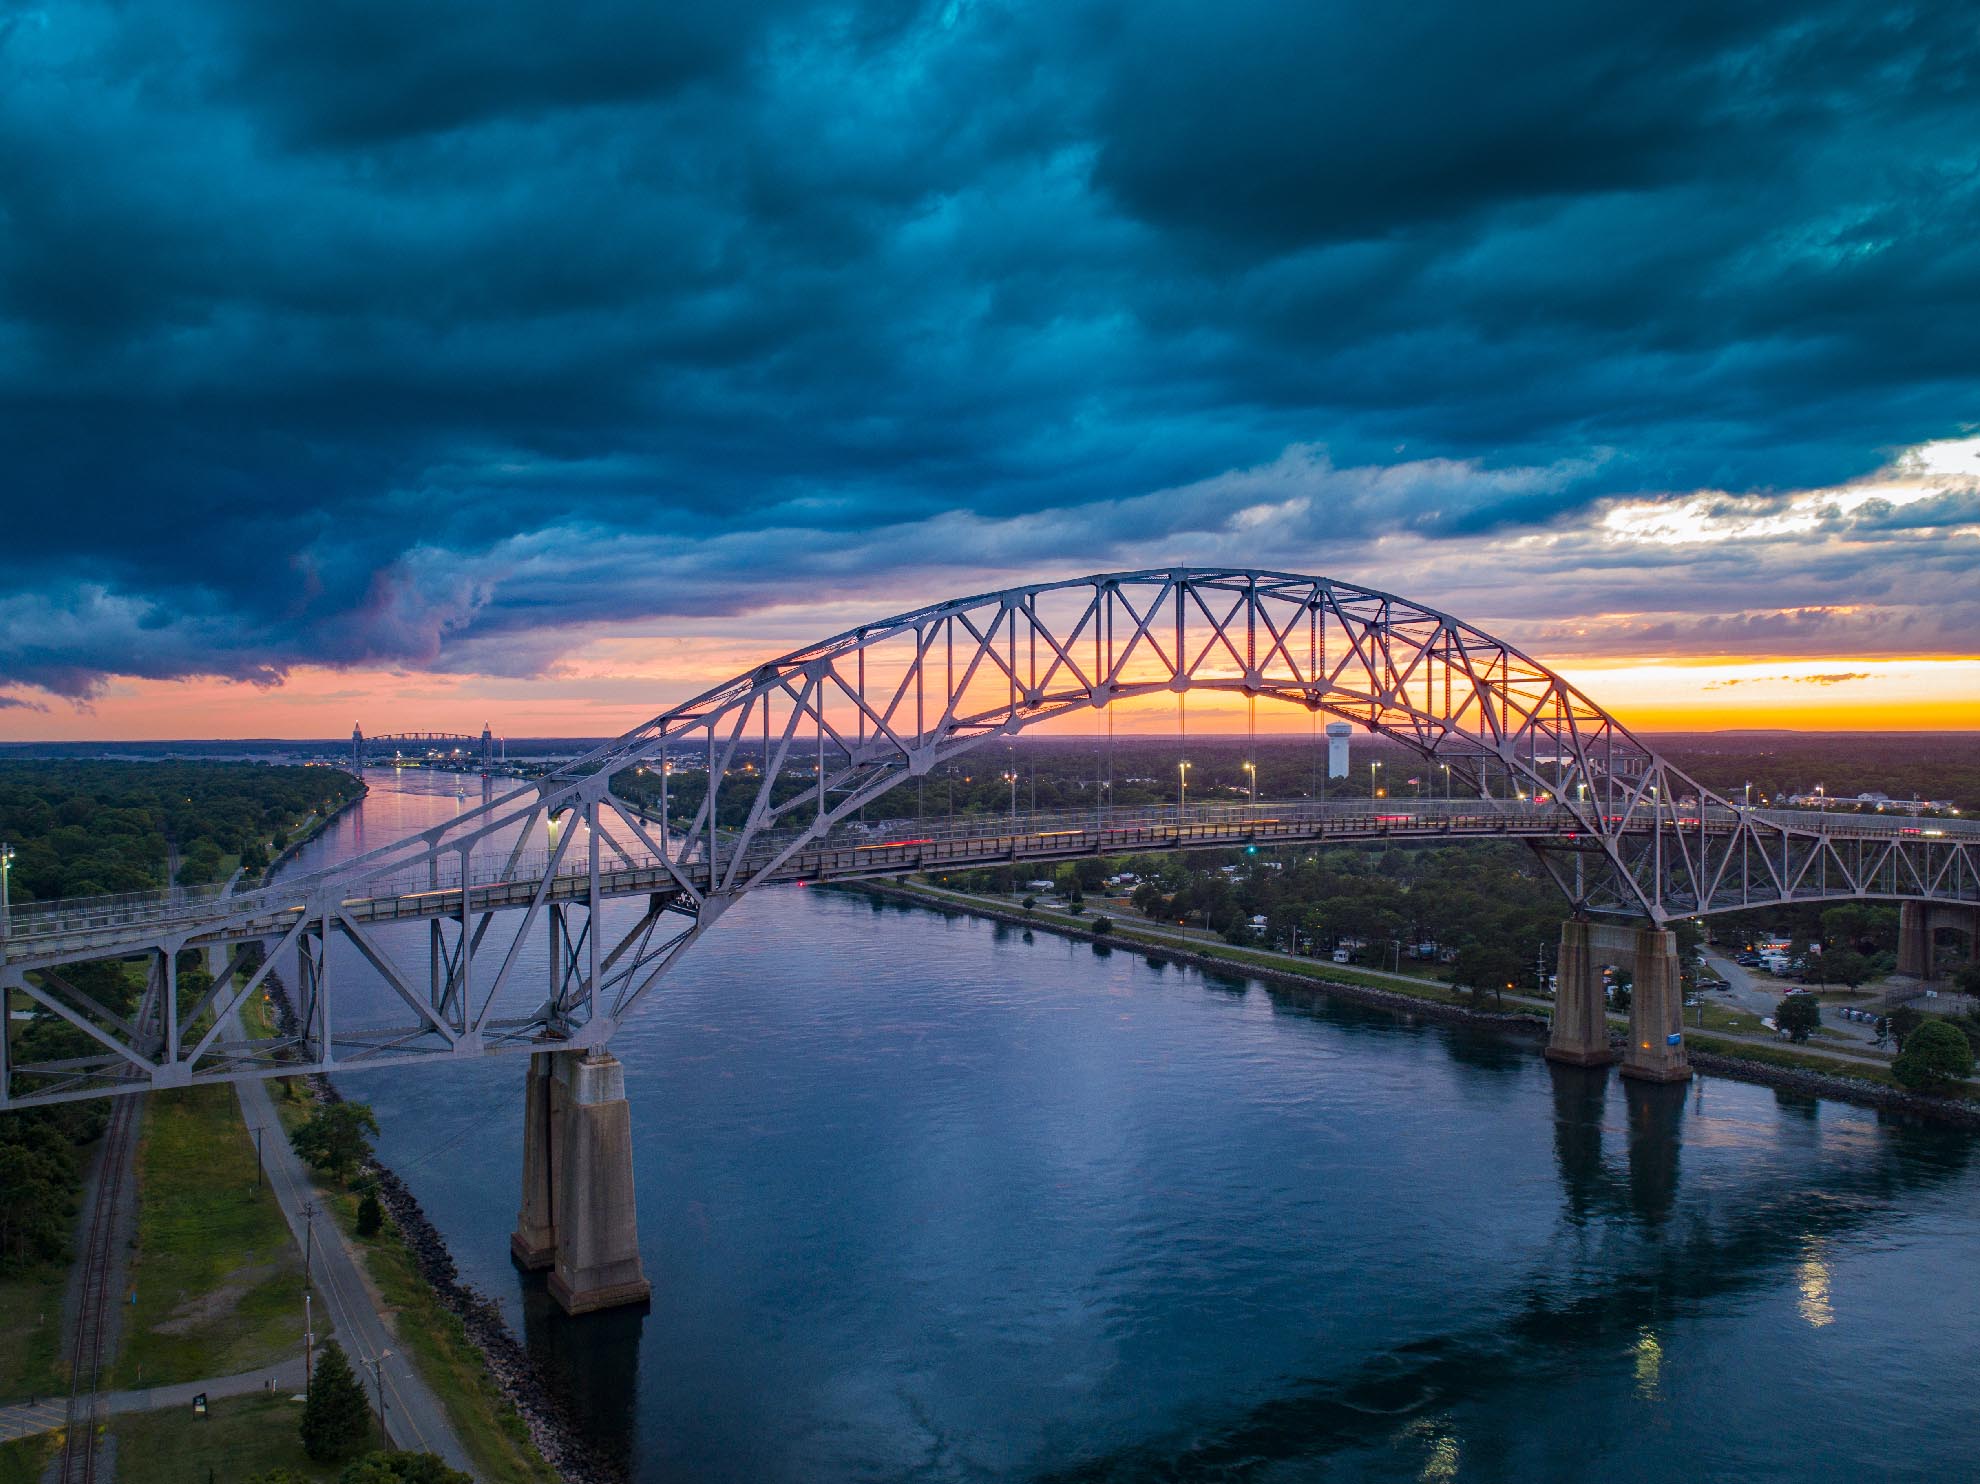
303,1291,315,1398
362,1350,393,1448
303,1200,315,1291
253,1126,264,1192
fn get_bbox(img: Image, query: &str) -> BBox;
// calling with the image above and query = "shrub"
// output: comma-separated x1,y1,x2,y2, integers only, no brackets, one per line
291,1102,380,1185
1091,915,1113,935
1775,993,1821,1043
1892,1020,1975,1095
339,1452,473,1484
355,1190,383,1238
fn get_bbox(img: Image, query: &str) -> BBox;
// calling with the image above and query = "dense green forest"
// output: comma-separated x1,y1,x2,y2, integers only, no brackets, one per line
1,762,357,1269
0,761,364,901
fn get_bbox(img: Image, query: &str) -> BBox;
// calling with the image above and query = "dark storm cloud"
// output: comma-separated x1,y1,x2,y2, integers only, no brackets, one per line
2,0,1979,699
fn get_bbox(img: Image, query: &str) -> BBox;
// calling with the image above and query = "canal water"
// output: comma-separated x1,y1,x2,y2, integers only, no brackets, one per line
288,771,1980,1483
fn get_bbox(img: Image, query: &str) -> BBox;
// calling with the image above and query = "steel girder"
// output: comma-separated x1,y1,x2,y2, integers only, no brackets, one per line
3,569,1975,1109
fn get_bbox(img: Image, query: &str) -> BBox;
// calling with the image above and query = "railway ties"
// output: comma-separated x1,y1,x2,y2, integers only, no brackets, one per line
56,1091,140,1484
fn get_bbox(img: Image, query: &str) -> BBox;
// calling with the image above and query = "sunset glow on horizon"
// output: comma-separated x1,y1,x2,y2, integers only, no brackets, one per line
4,651,1972,743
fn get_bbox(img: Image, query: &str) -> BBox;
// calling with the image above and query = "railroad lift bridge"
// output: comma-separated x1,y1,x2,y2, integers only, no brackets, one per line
4,570,1976,1312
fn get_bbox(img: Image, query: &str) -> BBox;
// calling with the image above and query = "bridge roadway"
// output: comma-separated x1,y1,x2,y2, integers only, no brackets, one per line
5,797,1976,971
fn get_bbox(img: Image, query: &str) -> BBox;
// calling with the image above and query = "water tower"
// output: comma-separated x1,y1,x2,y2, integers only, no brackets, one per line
1325,722,1352,779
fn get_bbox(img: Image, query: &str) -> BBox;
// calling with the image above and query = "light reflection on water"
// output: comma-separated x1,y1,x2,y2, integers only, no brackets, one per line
290,772,1980,1483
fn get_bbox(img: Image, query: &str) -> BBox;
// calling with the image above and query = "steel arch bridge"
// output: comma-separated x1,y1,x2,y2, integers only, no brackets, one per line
4,568,1976,1109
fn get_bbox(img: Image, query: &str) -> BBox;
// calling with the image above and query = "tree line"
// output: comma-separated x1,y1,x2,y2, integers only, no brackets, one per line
0,759,364,900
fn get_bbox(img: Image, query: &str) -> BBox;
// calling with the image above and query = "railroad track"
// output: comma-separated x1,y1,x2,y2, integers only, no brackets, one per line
56,1091,140,1484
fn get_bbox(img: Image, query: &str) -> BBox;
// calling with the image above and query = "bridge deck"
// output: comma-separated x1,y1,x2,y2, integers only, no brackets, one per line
4,799,1974,969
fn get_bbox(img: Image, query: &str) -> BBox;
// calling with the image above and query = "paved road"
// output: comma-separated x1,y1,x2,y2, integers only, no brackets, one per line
1701,949,1892,1055
0,1361,307,1441
232,1069,475,1474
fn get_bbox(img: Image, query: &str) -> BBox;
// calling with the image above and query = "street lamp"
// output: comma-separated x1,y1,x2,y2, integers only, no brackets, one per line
1369,761,1382,800
1178,759,1191,816
1242,759,1256,809
0,841,13,940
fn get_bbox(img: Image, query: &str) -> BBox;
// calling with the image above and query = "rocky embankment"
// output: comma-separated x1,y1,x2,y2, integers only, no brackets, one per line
1684,1047,1980,1128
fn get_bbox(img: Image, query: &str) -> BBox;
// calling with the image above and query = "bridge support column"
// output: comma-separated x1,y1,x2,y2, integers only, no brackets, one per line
510,1049,652,1315
1546,919,1613,1067
1897,901,1932,979
1622,927,1690,1084
510,1053,558,1270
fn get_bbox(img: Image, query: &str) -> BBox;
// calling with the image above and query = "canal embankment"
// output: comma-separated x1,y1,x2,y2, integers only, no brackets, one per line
258,781,370,882
863,879,1980,1129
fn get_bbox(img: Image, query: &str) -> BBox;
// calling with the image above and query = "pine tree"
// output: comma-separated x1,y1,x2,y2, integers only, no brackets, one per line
301,1340,374,1462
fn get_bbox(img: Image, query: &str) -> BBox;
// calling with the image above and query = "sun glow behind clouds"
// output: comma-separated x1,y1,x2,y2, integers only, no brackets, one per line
5,427,1980,738
1598,439,1980,546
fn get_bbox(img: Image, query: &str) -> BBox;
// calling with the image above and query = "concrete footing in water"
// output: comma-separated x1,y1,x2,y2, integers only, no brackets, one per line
1547,918,1691,1083
1545,919,1614,1067
1621,926,1691,1085
512,1048,652,1315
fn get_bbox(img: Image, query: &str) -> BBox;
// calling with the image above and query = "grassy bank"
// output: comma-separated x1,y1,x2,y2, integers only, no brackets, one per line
113,1390,336,1484
118,1083,306,1388
0,1433,56,1484
0,1263,68,1399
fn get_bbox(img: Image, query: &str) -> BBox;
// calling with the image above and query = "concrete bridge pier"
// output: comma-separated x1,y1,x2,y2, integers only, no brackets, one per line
1546,918,1613,1067
1622,926,1690,1084
1897,900,1980,981
511,1049,653,1315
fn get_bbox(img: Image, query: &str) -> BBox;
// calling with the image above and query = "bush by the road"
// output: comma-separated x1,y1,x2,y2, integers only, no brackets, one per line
1775,993,1821,1043
1892,1020,1975,1094
291,1101,380,1186
340,1451,474,1483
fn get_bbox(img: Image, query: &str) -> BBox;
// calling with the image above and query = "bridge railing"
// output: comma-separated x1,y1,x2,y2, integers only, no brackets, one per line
6,797,1973,949
1743,806,1973,839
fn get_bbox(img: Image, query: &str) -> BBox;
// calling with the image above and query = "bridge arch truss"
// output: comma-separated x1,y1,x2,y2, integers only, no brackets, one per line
3,570,1974,1107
